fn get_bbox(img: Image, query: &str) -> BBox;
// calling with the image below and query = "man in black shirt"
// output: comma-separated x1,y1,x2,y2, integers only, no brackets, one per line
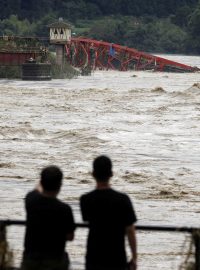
21,165,75,270
80,155,137,270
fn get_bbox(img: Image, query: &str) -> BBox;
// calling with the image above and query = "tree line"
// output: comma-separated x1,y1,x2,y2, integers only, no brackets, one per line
0,0,200,54
0,0,198,20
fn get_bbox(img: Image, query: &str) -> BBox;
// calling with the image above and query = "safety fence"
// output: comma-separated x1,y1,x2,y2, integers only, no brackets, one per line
0,220,199,270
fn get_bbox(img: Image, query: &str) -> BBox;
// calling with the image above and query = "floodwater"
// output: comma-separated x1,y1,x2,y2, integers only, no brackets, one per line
1,54,200,269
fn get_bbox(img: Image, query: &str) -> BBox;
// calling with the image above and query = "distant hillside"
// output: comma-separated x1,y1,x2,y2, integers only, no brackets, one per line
0,0,200,54
0,0,198,21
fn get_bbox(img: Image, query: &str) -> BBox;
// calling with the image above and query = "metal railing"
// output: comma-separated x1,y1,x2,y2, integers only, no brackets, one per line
0,220,200,270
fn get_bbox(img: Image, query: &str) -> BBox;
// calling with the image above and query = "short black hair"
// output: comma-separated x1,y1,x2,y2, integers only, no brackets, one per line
93,155,112,182
40,166,63,192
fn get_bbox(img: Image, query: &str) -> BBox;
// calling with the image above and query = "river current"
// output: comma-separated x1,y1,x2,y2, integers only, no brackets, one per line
0,54,200,269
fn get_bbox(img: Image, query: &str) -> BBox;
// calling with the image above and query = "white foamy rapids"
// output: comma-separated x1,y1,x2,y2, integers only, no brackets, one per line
1,55,200,269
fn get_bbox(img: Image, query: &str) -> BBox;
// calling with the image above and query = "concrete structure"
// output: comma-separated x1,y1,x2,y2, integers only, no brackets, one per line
48,18,71,66
22,62,51,80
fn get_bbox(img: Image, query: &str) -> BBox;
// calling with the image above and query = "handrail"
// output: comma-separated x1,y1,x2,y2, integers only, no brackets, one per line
0,219,198,232
0,220,200,269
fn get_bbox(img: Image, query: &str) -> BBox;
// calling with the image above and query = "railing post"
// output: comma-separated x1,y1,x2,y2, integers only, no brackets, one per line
0,222,6,270
0,222,13,270
193,229,200,270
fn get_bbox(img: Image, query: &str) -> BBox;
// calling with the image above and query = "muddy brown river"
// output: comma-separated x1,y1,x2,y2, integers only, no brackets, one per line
0,54,200,269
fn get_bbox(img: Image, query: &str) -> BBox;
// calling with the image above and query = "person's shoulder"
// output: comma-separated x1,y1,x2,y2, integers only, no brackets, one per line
55,200,75,224
111,189,131,201
56,199,73,212
26,189,39,200
81,190,96,197
80,190,96,201
25,190,42,206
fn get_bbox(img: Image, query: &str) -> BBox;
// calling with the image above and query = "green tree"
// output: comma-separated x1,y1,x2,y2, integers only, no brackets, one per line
124,18,188,53
187,1,200,52
188,1,200,35
0,0,21,19
158,23,188,53
171,5,194,28
0,15,34,36
34,14,57,37
56,0,94,21
20,0,54,20
87,17,125,44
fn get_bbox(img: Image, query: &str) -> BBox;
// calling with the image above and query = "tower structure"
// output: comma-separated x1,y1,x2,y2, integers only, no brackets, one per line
48,18,71,66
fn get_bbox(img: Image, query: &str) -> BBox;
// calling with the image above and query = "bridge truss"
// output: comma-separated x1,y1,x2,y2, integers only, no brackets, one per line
66,37,199,72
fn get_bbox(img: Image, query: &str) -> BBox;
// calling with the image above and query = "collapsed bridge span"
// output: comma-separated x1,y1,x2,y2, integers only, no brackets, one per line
66,37,199,72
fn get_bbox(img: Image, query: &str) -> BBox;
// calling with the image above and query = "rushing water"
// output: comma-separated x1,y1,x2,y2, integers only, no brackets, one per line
0,54,200,269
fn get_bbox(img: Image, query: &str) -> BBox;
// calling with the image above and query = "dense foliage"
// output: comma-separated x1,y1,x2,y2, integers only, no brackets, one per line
0,0,198,20
0,0,200,54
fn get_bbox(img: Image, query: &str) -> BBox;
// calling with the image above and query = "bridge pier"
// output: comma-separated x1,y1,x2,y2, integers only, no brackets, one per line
22,62,52,80
55,45,64,67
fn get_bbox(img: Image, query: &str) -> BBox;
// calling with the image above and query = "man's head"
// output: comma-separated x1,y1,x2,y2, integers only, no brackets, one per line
40,165,63,193
92,155,113,182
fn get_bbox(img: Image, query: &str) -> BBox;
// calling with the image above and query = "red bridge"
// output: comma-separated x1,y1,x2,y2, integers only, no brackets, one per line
0,36,47,66
0,36,199,73
0,51,42,66
67,37,199,72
